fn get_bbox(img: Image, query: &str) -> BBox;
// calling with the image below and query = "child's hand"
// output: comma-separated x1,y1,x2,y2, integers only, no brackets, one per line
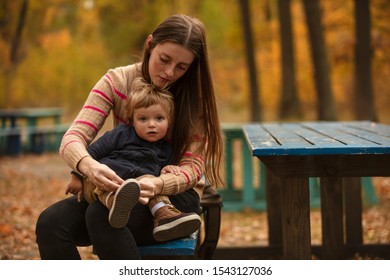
65,174,83,202
160,165,181,176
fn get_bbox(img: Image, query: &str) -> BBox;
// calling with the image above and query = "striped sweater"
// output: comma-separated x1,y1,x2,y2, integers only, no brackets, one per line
60,63,205,197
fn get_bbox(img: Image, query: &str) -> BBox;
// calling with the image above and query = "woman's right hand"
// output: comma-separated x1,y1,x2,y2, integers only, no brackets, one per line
78,156,123,193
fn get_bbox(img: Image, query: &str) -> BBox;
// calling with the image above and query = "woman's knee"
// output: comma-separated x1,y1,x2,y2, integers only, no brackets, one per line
36,197,87,240
36,206,59,241
85,200,109,231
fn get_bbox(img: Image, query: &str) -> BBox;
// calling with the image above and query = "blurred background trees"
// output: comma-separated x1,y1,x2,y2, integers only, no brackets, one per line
1,0,389,123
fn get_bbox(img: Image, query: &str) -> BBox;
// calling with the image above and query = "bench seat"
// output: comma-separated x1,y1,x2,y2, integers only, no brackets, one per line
139,232,198,257
139,185,222,259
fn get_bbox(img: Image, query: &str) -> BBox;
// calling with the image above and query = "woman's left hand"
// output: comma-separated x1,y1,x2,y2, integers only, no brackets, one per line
137,176,163,205
161,165,181,175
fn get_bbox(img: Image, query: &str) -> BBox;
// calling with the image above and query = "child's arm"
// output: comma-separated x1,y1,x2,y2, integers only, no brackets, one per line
160,165,181,176
65,171,84,202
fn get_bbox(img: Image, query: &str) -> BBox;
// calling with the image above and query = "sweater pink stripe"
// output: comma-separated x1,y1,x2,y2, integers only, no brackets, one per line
75,120,98,132
105,74,127,99
64,131,88,142
181,170,190,189
92,89,113,104
181,163,202,179
83,105,108,117
183,151,205,163
61,140,81,156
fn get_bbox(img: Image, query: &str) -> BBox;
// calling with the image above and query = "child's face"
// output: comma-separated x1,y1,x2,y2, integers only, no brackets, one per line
133,104,169,142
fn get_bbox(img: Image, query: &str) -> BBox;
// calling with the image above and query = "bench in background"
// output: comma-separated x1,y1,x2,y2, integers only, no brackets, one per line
27,123,70,153
0,123,70,155
0,127,23,155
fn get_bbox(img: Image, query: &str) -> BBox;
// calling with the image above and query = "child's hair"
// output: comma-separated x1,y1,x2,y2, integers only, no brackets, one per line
126,78,174,125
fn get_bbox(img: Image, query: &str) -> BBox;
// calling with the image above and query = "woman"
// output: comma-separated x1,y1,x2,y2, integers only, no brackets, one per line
35,14,223,260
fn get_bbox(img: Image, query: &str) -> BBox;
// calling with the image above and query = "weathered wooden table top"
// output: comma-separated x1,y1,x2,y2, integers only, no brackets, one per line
244,121,390,156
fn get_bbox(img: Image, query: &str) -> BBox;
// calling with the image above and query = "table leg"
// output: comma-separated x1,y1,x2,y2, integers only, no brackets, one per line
320,177,344,259
265,168,282,245
280,177,311,259
344,177,363,244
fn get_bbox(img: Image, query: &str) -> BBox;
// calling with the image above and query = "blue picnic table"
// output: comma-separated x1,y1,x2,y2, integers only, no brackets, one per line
0,107,66,154
243,121,390,259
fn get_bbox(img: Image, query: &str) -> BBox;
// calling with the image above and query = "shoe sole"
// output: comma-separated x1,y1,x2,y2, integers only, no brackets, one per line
109,179,140,228
153,213,201,242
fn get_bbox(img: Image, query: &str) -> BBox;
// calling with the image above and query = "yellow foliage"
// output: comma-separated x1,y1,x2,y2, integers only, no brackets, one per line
1,0,390,123
38,29,71,50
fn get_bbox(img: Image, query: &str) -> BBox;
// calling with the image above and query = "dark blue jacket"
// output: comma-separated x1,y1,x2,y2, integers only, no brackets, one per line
87,124,173,180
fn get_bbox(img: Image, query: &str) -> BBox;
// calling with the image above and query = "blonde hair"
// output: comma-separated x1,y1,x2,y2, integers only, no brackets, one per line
126,78,174,126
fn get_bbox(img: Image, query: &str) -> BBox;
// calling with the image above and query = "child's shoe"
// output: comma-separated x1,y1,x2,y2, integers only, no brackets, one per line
153,204,201,241
108,179,140,228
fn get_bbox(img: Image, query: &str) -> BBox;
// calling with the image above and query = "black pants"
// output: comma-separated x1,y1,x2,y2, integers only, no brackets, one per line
35,189,200,260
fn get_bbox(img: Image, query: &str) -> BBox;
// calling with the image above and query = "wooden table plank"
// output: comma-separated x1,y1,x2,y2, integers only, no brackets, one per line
303,122,390,148
347,121,390,137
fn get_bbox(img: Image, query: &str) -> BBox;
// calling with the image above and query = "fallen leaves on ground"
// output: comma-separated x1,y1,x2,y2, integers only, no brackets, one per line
1,154,389,259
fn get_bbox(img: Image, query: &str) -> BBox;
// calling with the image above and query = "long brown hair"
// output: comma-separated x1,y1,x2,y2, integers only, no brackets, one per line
141,14,224,187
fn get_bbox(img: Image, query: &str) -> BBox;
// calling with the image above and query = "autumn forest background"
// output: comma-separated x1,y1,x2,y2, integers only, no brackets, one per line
1,0,390,124
1,0,390,260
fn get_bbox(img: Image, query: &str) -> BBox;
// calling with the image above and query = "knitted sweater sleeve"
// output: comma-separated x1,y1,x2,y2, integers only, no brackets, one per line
159,152,205,195
59,65,136,171
159,131,206,196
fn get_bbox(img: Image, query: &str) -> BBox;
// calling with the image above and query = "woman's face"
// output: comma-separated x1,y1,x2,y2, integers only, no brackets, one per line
148,37,195,88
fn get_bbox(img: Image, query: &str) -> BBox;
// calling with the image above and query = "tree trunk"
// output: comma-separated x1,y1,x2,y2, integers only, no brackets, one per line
302,0,337,121
10,0,28,64
354,0,377,121
238,0,261,121
277,0,301,120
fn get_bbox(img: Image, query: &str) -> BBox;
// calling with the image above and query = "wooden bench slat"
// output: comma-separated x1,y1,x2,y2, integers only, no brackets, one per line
138,232,198,256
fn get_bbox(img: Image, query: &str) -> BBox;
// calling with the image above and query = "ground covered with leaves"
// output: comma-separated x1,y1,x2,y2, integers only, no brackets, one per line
1,153,390,260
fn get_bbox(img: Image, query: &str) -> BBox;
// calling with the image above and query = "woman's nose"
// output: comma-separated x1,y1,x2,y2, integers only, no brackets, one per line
164,65,174,77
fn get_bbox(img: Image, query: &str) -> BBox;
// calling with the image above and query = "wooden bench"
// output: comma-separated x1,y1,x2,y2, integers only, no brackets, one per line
27,123,70,153
139,232,198,258
0,107,64,154
0,123,70,155
0,127,23,155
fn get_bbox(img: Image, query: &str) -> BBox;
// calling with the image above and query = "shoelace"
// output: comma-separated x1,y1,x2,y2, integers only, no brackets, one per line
166,205,180,213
